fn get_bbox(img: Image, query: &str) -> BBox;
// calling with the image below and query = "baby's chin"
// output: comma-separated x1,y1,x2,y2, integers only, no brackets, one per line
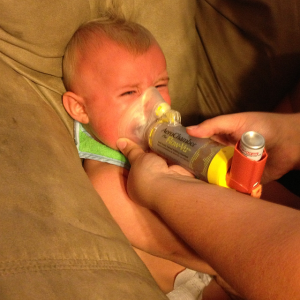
104,136,122,151
102,140,118,151
95,135,118,151
110,143,119,151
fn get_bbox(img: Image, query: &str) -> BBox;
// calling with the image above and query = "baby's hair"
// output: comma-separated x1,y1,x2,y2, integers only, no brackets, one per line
63,13,157,91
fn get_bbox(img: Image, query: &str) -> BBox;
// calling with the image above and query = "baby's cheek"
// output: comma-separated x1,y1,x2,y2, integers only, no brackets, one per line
102,134,119,150
107,132,120,150
95,123,119,150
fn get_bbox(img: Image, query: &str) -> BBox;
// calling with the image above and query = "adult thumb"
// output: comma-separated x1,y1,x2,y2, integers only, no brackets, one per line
117,138,146,164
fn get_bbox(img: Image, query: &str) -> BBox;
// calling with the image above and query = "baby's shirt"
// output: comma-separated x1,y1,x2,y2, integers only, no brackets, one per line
74,121,130,169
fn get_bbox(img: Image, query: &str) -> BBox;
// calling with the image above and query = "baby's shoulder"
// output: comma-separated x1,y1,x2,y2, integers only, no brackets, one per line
83,159,129,179
83,159,129,197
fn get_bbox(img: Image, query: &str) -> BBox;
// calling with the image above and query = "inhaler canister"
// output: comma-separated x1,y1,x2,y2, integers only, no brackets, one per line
227,131,268,197
239,131,265,161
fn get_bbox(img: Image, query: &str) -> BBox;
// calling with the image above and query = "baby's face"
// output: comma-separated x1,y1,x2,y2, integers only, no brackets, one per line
76,38,170,150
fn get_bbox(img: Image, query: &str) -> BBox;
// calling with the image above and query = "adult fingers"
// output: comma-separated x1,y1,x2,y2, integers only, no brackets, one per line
186,114,242,138
117,138,146,164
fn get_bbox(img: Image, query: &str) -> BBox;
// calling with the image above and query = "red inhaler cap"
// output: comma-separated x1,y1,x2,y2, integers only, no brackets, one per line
227,141,268,195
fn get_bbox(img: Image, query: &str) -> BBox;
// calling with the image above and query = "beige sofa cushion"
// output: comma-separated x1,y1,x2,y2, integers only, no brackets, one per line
195,0,300,121
1,0,300,299
0,1,168,299
122,0,300,124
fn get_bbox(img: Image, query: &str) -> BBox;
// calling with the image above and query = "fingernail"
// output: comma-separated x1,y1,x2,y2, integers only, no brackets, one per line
186,125,198,130
117,139,127,151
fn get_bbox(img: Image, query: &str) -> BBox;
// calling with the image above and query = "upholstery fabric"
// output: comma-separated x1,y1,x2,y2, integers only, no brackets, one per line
1,0,300,299
0,1,167,299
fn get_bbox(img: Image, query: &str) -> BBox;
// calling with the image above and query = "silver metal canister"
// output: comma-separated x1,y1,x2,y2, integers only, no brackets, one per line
239,131,265,161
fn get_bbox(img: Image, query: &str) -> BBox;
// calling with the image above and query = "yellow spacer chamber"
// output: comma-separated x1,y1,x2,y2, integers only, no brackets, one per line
207,146,234,188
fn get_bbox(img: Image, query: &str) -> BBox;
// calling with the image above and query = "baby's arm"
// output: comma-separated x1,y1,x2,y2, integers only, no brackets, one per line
83,159,215,275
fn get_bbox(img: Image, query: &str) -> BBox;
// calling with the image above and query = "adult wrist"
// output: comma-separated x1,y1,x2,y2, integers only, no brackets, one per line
285,113,300,170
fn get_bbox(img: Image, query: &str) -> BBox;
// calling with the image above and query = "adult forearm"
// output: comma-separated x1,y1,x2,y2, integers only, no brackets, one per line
149,176,300,300
118,136,300,299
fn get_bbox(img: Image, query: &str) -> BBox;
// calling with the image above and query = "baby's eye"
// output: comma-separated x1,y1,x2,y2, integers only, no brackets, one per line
155,83,168,89
121,90,136,97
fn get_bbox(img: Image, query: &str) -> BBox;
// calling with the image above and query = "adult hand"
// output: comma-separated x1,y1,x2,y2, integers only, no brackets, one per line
116,138,196,211
186,112,300,183
117,138,242,298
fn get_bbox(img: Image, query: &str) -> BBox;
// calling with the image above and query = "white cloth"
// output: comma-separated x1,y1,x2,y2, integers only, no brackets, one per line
167,269,211,300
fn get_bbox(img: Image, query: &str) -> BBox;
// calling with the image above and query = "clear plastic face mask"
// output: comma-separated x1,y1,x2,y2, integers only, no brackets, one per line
118,87,171,149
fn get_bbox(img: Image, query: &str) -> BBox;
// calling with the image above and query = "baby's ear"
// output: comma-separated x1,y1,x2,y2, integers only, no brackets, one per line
62,92,89,124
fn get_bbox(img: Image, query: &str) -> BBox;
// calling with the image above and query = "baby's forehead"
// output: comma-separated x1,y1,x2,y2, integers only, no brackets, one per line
74,37,165,83
81,37,158,63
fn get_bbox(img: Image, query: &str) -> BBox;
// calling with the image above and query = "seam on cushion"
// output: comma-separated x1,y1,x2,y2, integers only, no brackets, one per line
0,258,148,278
88,0,98,20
